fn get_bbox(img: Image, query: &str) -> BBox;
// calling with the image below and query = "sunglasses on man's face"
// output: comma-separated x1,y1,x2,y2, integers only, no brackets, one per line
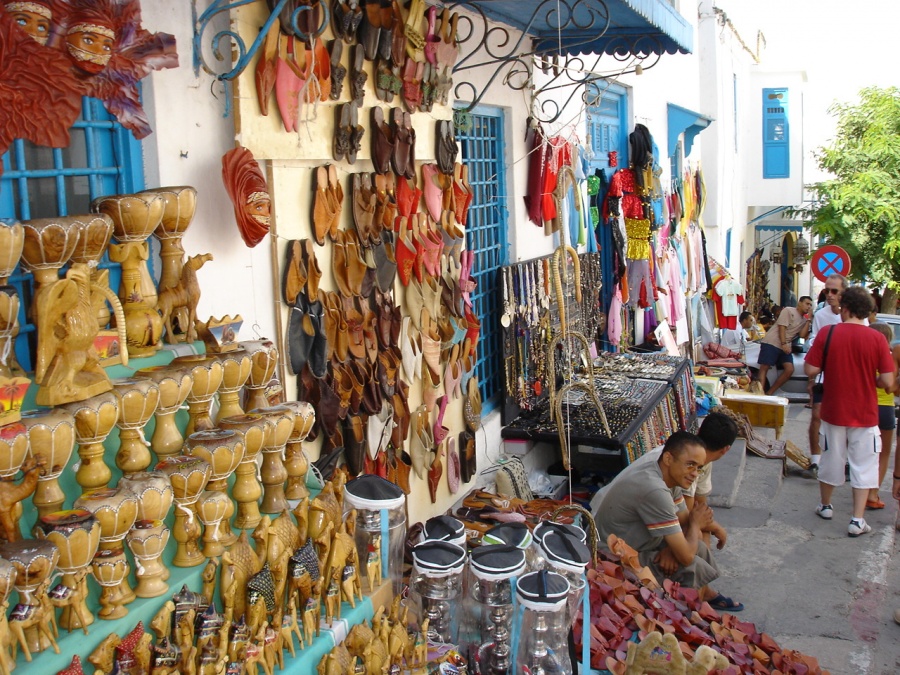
825,288,841,295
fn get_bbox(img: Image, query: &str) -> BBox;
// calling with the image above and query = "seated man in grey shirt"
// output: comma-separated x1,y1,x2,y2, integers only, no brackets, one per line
595,430,743,611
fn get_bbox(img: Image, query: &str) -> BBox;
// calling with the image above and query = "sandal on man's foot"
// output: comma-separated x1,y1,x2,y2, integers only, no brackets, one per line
708,593,744,612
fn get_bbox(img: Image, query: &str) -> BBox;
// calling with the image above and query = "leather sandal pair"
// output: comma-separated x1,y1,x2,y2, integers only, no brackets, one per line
331,230,368,297
391,108,416,178
312,165,343,245
435,119,458,175
352,172,377,244
359,0,391,61
287,293,327,377
370,107,395,174
333,103,364,164
395,173,420,218
332,0,363,43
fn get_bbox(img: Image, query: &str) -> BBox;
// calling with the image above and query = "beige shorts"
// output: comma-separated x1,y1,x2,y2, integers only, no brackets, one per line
818,421,881,489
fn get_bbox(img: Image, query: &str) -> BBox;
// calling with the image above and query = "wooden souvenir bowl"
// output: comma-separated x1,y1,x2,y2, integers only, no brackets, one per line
92,194,165,244
19,216,83,290
142,186,197,239
251,405,296,449
219,414,270,463
156,455,212,504
214,348,252,422
62,390,119,444
171,354,225,401
0,538,60,604
21,408,76,517
68,214,114,265
184,429,245,487
0,555,15,604
35,509,101,574
125,519,170,597
242,339,279,389
112,377,161,428
0,287,19,333
74,487,139,546
281,401,316,441
133,365,193,413
118,471,175,523
0,222,24,283
0,421,29,479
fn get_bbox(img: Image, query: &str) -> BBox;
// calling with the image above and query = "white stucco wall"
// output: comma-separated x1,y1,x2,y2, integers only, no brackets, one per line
744,69,807,207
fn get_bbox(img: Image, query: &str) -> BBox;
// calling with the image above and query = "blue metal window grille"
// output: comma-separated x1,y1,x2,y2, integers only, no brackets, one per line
0,96,145,371
455,107,509,413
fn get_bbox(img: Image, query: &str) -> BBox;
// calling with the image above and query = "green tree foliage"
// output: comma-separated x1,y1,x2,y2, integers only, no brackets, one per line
799,87,900,292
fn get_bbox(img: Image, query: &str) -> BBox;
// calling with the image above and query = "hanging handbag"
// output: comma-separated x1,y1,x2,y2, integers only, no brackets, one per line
810,325,835,396
494,457,534,501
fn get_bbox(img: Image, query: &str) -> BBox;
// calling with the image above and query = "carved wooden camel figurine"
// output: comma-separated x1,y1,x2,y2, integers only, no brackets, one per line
47,569,91,635
0,455,46,542
10,578,60,662
157,252,213,344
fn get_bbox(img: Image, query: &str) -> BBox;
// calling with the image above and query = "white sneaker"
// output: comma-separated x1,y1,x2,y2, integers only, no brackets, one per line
848,519,872,537
816,504,833,520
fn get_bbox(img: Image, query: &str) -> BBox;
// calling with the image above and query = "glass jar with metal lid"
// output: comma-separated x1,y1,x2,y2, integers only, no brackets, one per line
459,544,525,675
408,540,467,644
342,474,407,594
536,530,590,624
514,570,572,674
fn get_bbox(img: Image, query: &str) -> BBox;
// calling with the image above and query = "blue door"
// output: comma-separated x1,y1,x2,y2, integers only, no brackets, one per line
586,83,629,349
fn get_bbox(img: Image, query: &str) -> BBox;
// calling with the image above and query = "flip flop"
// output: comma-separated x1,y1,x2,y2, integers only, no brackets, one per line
708,593,744,612
866,498,886,510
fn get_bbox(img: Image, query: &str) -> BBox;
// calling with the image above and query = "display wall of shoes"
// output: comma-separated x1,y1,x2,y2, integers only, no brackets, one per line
280,156,479,508
247,0,461,141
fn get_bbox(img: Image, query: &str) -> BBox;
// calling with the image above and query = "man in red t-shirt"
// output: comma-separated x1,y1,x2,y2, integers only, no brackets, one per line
805,286,896,537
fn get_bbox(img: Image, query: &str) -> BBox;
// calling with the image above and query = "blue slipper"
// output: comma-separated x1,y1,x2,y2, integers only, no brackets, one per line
709,593,744,612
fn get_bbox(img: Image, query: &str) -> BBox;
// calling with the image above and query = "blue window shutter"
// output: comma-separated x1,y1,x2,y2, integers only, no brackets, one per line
762,88,790,179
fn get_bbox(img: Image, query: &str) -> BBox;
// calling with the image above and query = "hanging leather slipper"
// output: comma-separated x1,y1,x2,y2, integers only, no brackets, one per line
282,239,307,305
350,44,368,106
329,38,346,100
327,164,344,240
371,106,394,174
360,0,382,61
348,103,364,165
255,19,280,116
275,36,303,133
391,107,411,177
446,436,460,494
312,165,332,245
333,103,351,162
301,238,321,298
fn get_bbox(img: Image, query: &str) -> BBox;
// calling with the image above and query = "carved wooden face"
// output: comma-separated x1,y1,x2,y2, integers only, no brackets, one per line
65,25,115,73
244,196,271,227
5,3,52,44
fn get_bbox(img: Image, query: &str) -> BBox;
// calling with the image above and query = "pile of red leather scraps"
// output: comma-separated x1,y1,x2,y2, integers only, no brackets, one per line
575,551,828,674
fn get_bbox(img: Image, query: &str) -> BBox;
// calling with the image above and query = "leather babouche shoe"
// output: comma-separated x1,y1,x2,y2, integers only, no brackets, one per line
343,414,366,476
282,239,307,305
396,171,420,218
432,394,449,445
401,57,424,113
370,106,394,174
410,404,432,480
395,448,412,494
348,103,364,165
329,41,345,104
352,172,377,245
360,0,383,61
288,293,314,375
312,164,334,245
327,164,343,240
301,238,322,299
342,295,366,359
343,229,369,295
391,107,412,177
373,230,397,293
446,436,460,494
331,230,353,297
255,18,279,116
377,0,396,62
391,380,410,447
350,44,367,106
395,216,417,286
333,102,351,162
399,315,422,383
422,162,447,222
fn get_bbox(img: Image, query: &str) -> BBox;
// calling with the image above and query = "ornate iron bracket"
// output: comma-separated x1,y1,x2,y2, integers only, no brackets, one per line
192,0,330,82
449,0,662,123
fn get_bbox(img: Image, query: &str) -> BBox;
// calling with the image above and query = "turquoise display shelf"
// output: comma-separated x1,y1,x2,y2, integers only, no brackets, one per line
9,344,376,674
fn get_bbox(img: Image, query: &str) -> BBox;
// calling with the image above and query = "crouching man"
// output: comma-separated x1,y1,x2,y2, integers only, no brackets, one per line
595,430,743,611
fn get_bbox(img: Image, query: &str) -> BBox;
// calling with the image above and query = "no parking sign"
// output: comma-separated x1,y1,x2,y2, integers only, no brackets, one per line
811,245,851,282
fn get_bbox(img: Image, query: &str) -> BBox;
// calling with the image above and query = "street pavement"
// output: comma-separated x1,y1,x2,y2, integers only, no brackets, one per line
710,403,900,674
